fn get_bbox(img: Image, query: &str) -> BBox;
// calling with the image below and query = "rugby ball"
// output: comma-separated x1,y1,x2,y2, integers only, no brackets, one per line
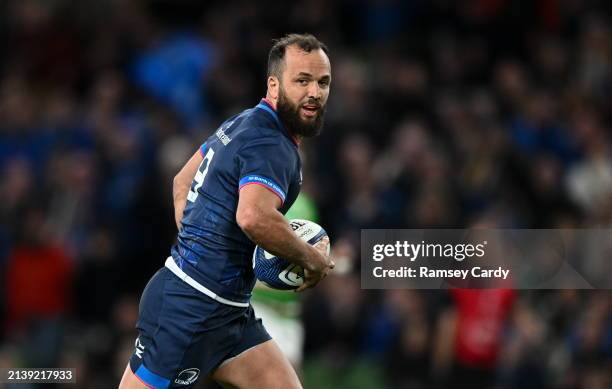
253,219,330,290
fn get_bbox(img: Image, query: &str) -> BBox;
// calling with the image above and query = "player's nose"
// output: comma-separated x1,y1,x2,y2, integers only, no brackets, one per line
307,82,322,100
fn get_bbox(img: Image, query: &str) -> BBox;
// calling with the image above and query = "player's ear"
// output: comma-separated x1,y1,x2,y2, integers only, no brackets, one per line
267,76,279,99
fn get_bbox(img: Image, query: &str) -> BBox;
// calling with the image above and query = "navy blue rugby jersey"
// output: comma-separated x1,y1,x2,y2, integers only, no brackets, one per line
170,99,302,304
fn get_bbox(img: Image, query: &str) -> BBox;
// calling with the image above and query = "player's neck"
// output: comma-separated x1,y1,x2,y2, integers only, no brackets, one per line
262,96,302,146
263,96,276,110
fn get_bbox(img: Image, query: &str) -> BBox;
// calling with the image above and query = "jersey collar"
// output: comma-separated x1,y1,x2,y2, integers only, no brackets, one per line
255,98,300,147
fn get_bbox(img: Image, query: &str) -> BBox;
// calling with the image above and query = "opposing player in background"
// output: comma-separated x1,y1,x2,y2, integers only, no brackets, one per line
119,33,333,389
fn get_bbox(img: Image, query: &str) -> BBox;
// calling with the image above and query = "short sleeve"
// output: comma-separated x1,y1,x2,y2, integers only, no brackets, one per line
237,136,296,205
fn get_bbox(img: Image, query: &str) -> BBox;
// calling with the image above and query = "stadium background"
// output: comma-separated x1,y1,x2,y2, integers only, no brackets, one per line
0,0,611,388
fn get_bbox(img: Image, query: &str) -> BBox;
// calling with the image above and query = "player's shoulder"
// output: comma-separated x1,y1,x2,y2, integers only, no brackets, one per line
242,126,294,148
211,104,297,160
234,116,296,151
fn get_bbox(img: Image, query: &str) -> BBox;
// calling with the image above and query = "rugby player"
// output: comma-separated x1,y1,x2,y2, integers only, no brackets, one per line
119,33,333,389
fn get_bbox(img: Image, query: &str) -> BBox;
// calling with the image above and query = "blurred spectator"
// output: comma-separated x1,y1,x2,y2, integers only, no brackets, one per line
435,289,517,388
4,205,74,367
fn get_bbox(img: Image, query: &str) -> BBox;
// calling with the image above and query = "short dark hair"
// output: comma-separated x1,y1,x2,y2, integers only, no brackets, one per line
267,33,329,78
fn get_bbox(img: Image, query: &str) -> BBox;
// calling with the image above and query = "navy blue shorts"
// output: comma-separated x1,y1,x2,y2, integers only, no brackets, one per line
128,267,271,389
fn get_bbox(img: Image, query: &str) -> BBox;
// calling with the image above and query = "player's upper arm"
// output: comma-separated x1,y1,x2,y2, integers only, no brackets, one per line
236,135,295,204
235,135,295,229
236,184,282,231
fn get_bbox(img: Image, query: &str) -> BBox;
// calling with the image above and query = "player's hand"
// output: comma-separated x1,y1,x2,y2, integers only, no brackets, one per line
296,236,334,292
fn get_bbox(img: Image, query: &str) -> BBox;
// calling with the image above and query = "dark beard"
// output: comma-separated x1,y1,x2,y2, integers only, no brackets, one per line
276,91,325,138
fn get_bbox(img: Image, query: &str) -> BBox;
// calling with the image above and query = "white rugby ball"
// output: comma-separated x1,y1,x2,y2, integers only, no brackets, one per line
253,219,330,290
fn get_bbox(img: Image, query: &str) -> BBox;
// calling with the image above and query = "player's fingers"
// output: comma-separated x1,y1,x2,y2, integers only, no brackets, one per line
296,279,316,292
328,258,335,269
295,275,312,292
319,267,332,283
296,270,324,292
315,236,330,252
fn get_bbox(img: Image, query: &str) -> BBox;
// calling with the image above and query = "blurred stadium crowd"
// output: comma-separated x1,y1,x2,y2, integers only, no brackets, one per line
0,0,611,388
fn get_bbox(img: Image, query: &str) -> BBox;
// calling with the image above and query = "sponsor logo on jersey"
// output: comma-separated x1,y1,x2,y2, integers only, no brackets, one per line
216,126,232,145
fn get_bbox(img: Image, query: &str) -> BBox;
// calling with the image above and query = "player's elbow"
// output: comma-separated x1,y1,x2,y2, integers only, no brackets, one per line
173,172,189,194
173,172,184,188
236,207,263,236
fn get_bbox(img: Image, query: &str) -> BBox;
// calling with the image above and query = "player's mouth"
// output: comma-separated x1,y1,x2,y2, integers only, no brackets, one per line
301,104,320,118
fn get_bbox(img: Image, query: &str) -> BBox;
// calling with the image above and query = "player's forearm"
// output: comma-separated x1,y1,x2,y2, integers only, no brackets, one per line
238,207,324,272
173,150,204,229
173,178,191,229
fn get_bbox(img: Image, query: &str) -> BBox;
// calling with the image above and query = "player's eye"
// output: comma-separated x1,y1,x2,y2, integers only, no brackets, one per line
318,80,330,87
297,79,309,86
